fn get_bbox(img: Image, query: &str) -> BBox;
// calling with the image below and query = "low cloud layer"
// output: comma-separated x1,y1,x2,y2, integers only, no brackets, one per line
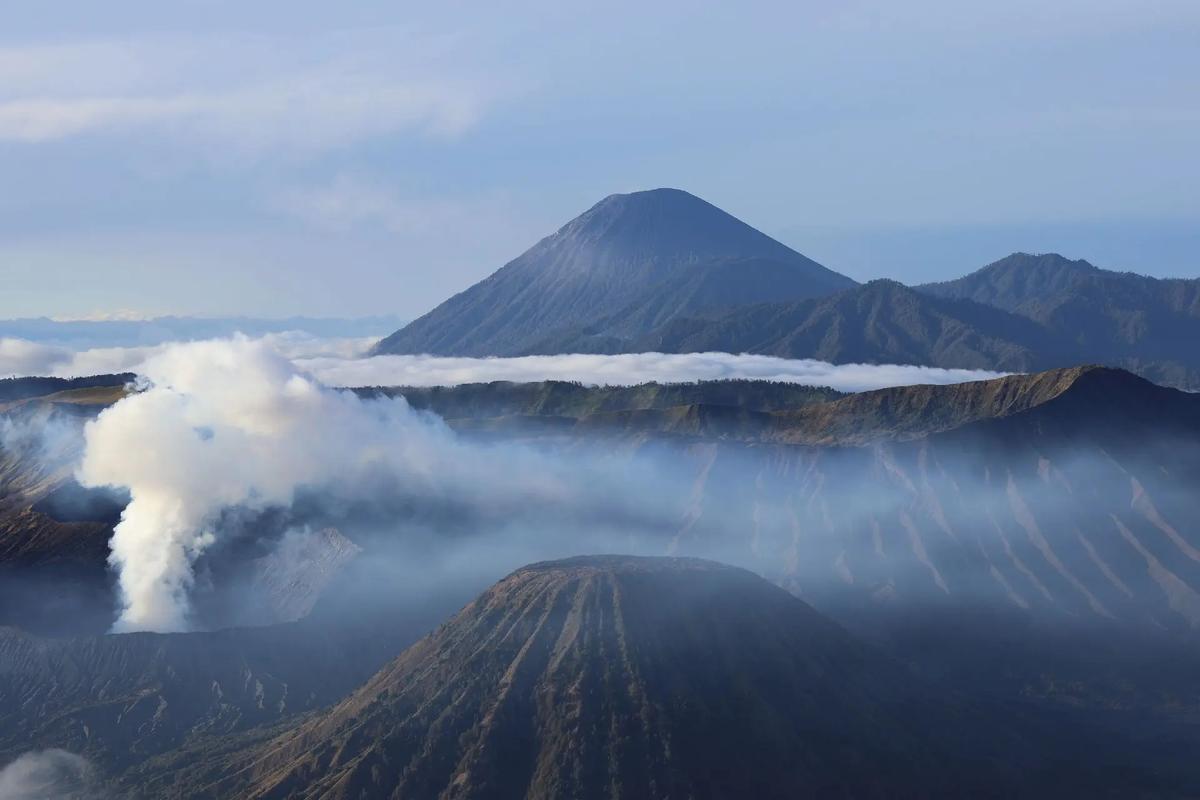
299,352,1007,393
2,334,1005,393
0,338,69,377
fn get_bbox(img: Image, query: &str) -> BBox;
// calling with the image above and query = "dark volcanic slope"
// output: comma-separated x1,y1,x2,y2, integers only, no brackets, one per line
226,556,1011,800
919,253,1200,388
372,189,855,357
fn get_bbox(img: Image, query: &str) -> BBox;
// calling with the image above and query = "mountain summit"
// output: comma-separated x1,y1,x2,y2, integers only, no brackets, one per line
372,189,855,356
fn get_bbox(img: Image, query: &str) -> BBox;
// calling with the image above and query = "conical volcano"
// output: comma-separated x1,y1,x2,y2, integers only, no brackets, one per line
372,189,855,356
233,556,1017,799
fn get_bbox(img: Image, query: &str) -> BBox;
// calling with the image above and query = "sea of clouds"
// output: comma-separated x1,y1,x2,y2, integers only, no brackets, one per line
0,334,1005,393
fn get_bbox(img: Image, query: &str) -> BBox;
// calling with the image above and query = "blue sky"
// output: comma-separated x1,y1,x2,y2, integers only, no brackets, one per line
2,0,1197,319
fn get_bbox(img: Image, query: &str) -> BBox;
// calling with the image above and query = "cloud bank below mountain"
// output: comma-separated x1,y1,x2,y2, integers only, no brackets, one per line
2,335,1006,393
299,352,1005,392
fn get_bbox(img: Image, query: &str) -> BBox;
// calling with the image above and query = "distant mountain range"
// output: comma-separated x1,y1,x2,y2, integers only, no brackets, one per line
373,190,1200,389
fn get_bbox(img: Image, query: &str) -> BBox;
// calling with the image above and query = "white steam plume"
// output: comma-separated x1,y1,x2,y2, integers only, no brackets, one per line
77,337,602,633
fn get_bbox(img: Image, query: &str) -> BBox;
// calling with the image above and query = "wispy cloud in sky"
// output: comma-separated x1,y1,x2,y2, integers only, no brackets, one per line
0,33,502,154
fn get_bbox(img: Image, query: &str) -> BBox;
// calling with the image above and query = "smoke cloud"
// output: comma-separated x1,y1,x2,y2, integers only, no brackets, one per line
76,338,674,633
